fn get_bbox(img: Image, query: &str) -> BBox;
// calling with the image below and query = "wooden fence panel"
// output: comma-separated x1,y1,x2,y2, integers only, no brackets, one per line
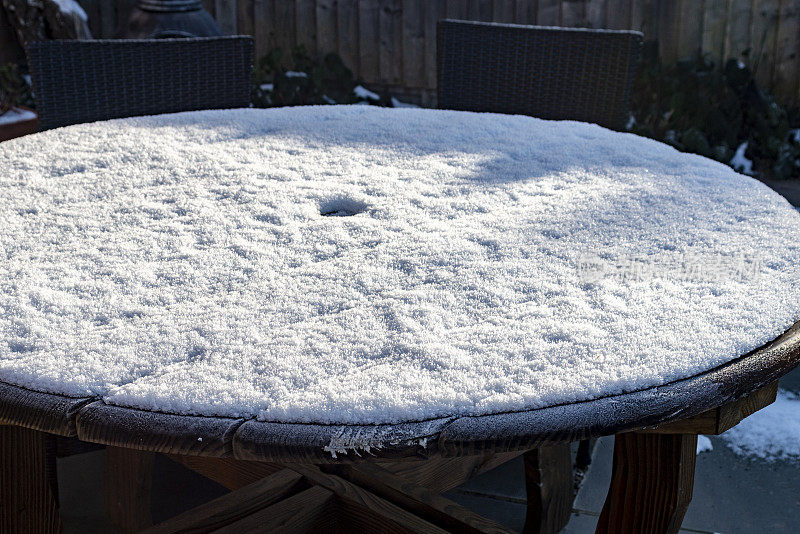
358,0,380,81
424,0,446,87
338,0,360,76
774,0,800,100
44,0,798,107
296,0,317,56
702,0,728,67
537,0,561,25
677,0,704,60
606,0,632,30
216,0,238,34
316,0,338,58
725,0,754,61
586,0,607,29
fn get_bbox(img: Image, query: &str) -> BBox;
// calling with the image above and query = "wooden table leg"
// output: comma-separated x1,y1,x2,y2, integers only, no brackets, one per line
596,433,697,534
104,446,155,533
523,443,574,534
0,425,63,534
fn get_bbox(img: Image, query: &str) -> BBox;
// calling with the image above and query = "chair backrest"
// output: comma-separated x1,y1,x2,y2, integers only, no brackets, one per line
27,36,254,131
437,20,642,130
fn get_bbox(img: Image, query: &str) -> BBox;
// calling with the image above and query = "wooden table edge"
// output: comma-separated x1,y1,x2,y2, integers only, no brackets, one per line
0,320,798,462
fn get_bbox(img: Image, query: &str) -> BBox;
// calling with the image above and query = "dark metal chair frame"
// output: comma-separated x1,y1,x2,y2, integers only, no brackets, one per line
27,36,254,131
437,19,643,130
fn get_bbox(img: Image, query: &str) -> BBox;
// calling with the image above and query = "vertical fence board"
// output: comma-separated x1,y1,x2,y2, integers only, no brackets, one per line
773,0,800,104
402,0,425,87
750,0,781,87
657,0,681,64
631,0,657,35
493,0,516,22
468,0,493,20
724,0,754,60
424,0,446,88
253,0,275,62
446,0,469,19
378,0,403,84
316,0,338,54
702,0,728,66
338,0,360,75
586,0,608,28
605,0,631,29
359,0,380,82
560,0,586,27
274,0,297,65
238,0,255,37
514,0,539,24
677,0,705,59
538,0,561,25
216,0,239,34
296,0,318,55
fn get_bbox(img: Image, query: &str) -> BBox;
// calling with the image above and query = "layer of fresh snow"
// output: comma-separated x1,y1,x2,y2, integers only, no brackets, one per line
51,0,87,21
697,435,713,455
730,142,754,175
391,97,419,108
354,85,379,101
1,106,799,424
721,390,800,461
0,108,35,126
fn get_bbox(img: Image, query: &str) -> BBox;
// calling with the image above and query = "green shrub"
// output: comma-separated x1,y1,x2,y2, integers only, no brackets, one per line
252,45,385,108
0,63,34,113
631,42,800,180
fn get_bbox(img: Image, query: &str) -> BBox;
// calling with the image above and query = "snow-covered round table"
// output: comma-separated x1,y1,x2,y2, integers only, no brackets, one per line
1,106,799,534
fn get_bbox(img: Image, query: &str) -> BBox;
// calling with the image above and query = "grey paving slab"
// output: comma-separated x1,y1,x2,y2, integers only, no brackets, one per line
455,454,527,500
567,434,800,534
779,364,800,394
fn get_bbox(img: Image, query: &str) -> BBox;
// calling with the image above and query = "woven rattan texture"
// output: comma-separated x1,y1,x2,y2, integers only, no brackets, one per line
437,20,642,130
27,37,253,131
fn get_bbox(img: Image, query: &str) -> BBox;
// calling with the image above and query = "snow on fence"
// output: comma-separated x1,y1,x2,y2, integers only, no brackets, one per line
5,0,800,107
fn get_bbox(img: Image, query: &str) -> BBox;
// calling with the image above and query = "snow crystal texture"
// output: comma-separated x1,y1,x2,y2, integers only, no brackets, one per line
1,106,799,425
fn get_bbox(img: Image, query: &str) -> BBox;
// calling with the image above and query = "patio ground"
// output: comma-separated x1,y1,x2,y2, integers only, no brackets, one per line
56,183,800,534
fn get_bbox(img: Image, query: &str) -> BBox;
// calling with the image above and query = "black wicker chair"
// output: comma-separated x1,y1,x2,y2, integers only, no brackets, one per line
27,36,254,131
437,20,642,130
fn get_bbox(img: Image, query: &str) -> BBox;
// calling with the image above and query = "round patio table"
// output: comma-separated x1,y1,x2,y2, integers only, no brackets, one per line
1,106,800,534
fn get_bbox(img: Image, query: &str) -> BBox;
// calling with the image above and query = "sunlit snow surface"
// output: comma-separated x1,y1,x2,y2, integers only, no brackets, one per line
1,106,799,424
722,390,800,461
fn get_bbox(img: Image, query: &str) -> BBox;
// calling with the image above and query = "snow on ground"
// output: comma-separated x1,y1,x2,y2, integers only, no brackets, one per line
721,390,800,461
0,108,35,126
1,106,799,424
353,85,379,101
697,435,713,455
391,97,418,108
730,142,754,175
